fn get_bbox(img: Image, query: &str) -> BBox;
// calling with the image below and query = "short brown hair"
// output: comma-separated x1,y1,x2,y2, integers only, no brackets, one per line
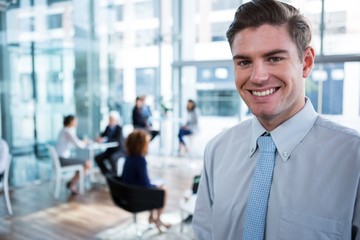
63,115,75,127
226,0,312,60
125,129,150,156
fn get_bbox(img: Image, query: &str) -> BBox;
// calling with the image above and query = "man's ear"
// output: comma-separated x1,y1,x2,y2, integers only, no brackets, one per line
303,47,315,78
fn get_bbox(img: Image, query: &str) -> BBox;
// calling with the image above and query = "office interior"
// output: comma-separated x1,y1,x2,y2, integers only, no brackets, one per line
1,0,360,238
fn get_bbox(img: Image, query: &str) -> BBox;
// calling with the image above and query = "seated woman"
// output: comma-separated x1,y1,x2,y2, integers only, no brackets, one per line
178,99,200,154
56,115,91,194
122,129,171,231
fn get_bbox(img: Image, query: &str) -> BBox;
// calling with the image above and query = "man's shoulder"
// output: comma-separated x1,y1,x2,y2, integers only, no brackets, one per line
0,138,9,149
315,116,360,140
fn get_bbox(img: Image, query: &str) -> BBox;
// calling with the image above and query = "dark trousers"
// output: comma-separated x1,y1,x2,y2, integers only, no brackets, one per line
134,126,159,141
178,128,192,145
95,151,124,175
149,130,160,141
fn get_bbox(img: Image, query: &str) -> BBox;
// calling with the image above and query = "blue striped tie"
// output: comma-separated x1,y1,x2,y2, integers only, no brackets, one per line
243,135,276,240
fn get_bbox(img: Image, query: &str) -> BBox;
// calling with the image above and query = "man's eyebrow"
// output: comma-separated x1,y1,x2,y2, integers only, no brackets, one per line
262,49,288,58
232,54,249,60
232,49,289,60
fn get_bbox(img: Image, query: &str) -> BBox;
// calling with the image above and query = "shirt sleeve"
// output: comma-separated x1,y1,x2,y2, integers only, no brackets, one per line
65,130,86,149
353,178,360,240
192,145,213,239
100,127,108,138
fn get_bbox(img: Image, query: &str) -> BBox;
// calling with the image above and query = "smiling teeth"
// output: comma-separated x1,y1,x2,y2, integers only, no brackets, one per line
252,88,275,96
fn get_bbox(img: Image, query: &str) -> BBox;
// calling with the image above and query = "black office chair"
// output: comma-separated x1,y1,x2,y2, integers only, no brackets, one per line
106,174,165,238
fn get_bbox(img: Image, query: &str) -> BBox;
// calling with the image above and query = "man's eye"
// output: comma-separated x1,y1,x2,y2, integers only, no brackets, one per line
237,60,251,66
268,57,283,62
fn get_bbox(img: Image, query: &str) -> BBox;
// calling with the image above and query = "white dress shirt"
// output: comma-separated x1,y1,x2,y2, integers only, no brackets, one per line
56,127,86,158
193,98,360,240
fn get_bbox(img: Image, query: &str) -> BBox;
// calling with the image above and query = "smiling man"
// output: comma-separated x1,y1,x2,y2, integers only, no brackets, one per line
192,1,360,240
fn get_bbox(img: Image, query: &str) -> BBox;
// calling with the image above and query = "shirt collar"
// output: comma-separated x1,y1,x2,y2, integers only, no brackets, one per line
249,97,318,162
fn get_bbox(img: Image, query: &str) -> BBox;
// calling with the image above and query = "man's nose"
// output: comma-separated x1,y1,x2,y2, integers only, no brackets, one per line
250,62,269,84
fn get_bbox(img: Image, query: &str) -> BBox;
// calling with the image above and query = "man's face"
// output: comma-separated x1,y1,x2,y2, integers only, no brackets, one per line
109,116,118,126
231,24,314,130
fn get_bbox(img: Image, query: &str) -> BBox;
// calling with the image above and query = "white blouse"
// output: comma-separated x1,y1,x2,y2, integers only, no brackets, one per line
55,127,86,158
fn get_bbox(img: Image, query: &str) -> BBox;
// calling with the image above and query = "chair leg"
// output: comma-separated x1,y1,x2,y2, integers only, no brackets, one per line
180,209,184,233
4,180,13,215
54,175,61,198
133,214,143,239
78,169,84,194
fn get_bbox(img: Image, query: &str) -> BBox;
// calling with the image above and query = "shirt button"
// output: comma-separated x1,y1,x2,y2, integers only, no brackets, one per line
283,152,288,157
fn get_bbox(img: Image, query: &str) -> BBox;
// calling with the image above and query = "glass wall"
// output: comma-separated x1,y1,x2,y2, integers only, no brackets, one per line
0,0,173,186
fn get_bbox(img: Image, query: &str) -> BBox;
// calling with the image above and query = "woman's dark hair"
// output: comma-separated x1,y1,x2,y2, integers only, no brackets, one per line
63,115,75,127
187,99,196,111
226,0,312,60
126,129,150,156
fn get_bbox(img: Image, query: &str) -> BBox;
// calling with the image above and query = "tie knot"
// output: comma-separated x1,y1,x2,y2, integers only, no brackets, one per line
257,135,276,153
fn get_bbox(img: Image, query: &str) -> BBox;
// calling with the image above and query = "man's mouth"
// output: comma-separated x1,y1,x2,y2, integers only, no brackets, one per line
251,88,277,97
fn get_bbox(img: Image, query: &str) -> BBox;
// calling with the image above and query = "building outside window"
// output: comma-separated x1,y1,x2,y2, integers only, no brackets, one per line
19,16,35,32
136,67,158,97
135,29,158,47
211,0,242,10
198,90,239,116
211,22,229,42
115,4,123,21
47,13,62,29
196,66,239,116
134,0,158,19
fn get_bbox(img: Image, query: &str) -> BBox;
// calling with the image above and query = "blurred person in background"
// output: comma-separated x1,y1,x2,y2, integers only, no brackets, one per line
95,111,126,176
132,96,159,141
122,129,171,232
177,99,200,155
56,115,91,194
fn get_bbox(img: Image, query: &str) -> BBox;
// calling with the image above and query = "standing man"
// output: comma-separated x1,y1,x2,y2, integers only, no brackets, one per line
193,1,360,239
132,96,159,141
95,111,126,176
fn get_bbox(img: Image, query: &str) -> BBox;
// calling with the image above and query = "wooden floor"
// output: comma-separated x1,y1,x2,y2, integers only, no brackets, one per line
0,155,202,240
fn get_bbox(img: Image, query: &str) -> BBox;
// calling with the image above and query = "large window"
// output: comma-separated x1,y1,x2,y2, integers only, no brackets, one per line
197,66,233,83
286,0,360,55
211,22,229,42
47,71,64,103
135,29,158,47
212,0,241,10
134,0,158,19
19,16,35,32
323,0,360,54
136,68,158,97
115,4,124,21
47,13,62,29
306,63,344,115
198,90,239,116
195,66,237,116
